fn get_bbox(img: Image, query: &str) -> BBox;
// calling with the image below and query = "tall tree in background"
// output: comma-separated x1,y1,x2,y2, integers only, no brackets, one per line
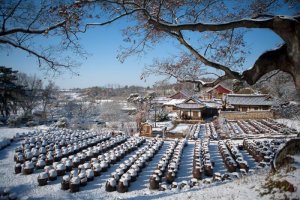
0,66,24,121
70,0,300,95
41,81,58,120
16,73,43,116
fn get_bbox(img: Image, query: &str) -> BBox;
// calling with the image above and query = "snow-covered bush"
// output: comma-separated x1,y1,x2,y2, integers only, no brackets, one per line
56,117,69,128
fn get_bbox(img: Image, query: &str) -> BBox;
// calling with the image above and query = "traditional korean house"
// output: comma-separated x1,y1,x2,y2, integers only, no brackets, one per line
205,84,232,99
169,90,193,99
224,94,273,112
163,99,186,112
151,97,171,106
176,96,221,120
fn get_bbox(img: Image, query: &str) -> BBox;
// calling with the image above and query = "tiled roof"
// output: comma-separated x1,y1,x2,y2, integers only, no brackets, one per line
206,84,232,93
163,99,186,106
180,89,193,97
176,103,205,109
202,101,223,108
151,97,172,104
225,94,273,106
169,89,193,99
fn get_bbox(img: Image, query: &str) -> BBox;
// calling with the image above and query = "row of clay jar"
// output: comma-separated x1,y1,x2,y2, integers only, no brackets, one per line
36,137,146,193
15,135,128,175
106,139,164,193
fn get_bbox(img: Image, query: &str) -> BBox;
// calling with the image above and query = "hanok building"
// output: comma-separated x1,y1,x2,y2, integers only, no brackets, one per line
224,94,273,112
176,96,221,120
163,99,186,112
169,90,193,99
203,84,232,100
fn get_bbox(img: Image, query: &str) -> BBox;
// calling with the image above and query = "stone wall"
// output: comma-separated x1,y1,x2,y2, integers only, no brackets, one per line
220,110,274,120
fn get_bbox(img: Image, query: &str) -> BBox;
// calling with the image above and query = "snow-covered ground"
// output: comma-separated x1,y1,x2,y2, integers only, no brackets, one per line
168,124,190,134
0,125,299,199
276,119,300,132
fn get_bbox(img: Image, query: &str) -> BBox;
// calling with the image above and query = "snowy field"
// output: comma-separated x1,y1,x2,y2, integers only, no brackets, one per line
168,124,190,134
0,125,299,200
276,118,300,132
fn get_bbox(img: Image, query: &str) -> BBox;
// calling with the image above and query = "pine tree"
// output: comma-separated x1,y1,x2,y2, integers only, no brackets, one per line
0,66,24,122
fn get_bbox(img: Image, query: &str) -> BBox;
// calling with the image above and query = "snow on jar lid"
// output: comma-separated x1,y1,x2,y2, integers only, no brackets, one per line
107,178,116,187
63,175,70,181
119,164,126,169
86,169,94,178
37,159,46,165
98,155,104,160
119,178,128,186
24,161,34,169
65,160,72,166
73,157,80,162
154,170,162,175
100,161,107,168
86,151,93,156
127,158,134,163
52,162,59,168
56,163,66,170
70,177,80,184
78,173,86,179
128,169,137,176
49,169,57,177
25,152,33,158
93,163,100,169
38,172,48,179
15,163,21,167
80,154,86,159
83,163,91,169
116,168,124,174
71,169,79,177
121,173,131,180
44,166,52,172
111,172,119,179
91,158,97,163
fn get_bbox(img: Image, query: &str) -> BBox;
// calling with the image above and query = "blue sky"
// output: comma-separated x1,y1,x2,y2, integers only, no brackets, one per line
0,12,286,89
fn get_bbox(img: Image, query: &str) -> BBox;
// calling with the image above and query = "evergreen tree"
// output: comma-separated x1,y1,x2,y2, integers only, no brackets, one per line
0,66,24,122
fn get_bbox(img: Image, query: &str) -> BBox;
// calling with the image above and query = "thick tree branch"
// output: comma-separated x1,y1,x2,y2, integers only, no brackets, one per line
242,44,290,85
148,16,275,32
170,31,242,80
179,75,230,91
79,8,146,33
0,38,70,70
0,21,66,36
2,0,22,32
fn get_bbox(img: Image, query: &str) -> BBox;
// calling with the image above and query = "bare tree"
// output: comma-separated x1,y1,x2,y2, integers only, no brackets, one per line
41,81,59,120
15,73,43,116
70,0,300,95
0,0,86,72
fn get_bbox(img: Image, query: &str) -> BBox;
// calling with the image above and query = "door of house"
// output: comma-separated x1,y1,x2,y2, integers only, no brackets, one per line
193,111,198,119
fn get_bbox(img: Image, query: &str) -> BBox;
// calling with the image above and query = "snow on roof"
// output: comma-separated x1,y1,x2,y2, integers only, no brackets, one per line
163,99,186,106
225,94,273,106
176,103,205,109
206,84,232,93
151,97,172,104
202,101,223,108
169,89,193,99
